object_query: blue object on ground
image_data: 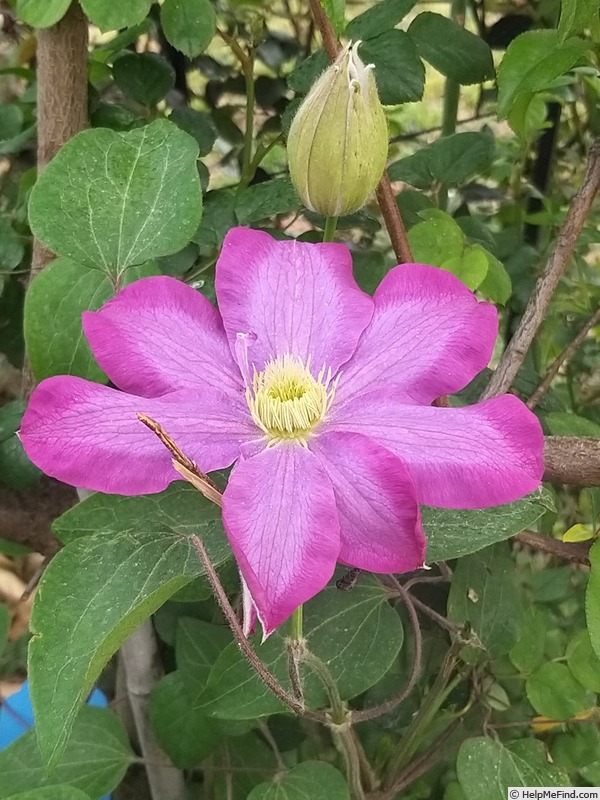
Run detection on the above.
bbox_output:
[0,679,111,799]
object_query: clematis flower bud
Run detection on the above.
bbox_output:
[287,42,389,218]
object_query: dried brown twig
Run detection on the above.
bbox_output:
[137,414,325,722]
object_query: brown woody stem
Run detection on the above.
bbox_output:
[22,0,88,398]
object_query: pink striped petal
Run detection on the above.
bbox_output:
[222,444,340,634]
[335,264,498,407]
[215,227,373,374]
[328,393,544,508]
[309,432,426,572]
[83,276,242,398]
[20,376,257,495]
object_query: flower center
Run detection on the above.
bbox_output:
[246,355,338,445]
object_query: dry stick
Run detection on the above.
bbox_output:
[190,532,323,720]
[137,414,325,723]
[527,305,600,409]
[306,0,413,264]
[119,621,187,800]
[481,137,600,400]
[22,0,89,398]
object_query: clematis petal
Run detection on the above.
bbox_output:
[328,392,544,508]
[222,443,340,634]
[335,263,498,407]
[83,276,242,398]
[215,227,373,374]
[20,376,258,495]
[309,431,426,572]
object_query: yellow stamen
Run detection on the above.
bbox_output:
[246,354,338,445]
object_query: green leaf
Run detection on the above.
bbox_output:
[507,91,549,141]
[478,251,512,305]
[288,50,329,95]
[176,618,232,697]
[7,790,91,800]
[526,662,591,718]
[0,215,24,271]
[16,0,71,27]
[558,0,599,41]
[29,120,202,277]
[79,0,153,31]
[352,250,387,295]
[319,0,345,36]
[161,0,217,58]
[393,194,432,238]
[0,707,132,799]
[170,108,218,157]
[440,244,489,291]
[235,177,299,225]
[212,734,279,798]
[447,543,523,659]
[24,259,159,382]
[408,210,464,264]
[198,580,404,719]
[53,482,227,544]
[359,31,425,105]
[587,540,600,664]
[149,671,224,767]
[247,762,350,800]
[457,738,571,798]
[388,132,495,188]
[509,606,547,674]
[408,13,494,85]
[567,630,600,693]
[113,53,175,107]
[0,400,41,489]
[497,31,589,118]
[552,725,600,773]
[29,515,230,767]
[424,487,553,561]
[346,0,417,40]
[193,188,237,251]
[544,411,600,437]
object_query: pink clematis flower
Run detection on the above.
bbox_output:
[20,227,544,634]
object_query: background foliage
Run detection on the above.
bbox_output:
[0,0,599,798]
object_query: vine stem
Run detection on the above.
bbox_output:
[323,216,338,242]
[382,643,463,788]
[289,605,303,641]
[190,533,319,719]
[137,414,325,722]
